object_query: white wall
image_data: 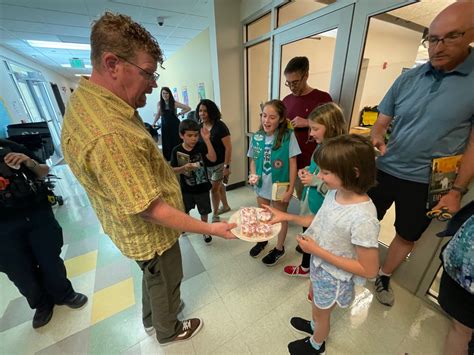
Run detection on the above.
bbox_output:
[138,29,214,123]
[210,0,246,185]
[0,45,76,136]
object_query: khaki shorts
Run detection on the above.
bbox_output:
[207,163,224,182]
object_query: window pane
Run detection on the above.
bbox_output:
[279,29,337,99]
[247,13,271,41]
[247,40,270,133]
[16,81,42,122]
[349,0,455,246]
[277,0,335,28]
[31,83,62,152]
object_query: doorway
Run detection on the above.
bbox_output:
[268,0,459,308]
[9,62,63,162]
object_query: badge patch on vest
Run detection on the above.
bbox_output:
[254,134,264,142]
[273,159,284,169]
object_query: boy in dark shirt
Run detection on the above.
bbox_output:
[170,119,216,244]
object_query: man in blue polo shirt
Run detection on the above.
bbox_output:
[369,1,474,307]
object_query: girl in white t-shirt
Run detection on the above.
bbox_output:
[266,134,380,354]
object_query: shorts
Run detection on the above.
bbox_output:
[438,270,474,328]
[207,163,224,182]
[311,267,354,309]
[367,169,431,242]
[182,191,212,216]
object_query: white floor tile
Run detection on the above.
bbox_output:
[1,172,452,355]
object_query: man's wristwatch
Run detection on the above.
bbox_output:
[223,164,230,169]
[451,185,468,195]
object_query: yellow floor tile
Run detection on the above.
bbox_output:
[64,250,98,278]
[91,278,135,324]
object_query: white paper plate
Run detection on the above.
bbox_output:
[229,208,281,242]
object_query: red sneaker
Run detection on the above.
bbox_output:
[283,265,310,277]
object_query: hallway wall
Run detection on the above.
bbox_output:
[138,29,214,124]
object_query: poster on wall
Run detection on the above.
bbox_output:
[172,87,179,101]
[182,86,189,106]
[0,98,14,138]
[197,82,206,100]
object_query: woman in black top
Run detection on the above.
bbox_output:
[153,87,191,160]
[196,99,232,222]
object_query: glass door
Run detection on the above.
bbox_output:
[345,0,457,295]
[272,4,354,101]
[271,0,460,299]
[29,80,63,156]
[9,62,63,162]
[15,76,63,161]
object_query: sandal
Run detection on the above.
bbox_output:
[217,206,231,215]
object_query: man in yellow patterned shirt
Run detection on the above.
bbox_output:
[62,12,235,345]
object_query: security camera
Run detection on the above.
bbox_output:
[157,17,164,27]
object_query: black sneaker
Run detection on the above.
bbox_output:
[290,317,313,335]
[295,244,303,254]
[58,292,88,309]
[288,337,325,355]
[32,305,54,329]
[249,241,268,257]
[374,275,394,306]
[203,234,213,244]
[262,247,285,266]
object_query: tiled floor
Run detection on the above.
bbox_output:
[0,165,451,354]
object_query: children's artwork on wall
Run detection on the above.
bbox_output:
[172,87,179,101]
[182,86,189,106]
[0,98,14,138]
[197,82,206,100]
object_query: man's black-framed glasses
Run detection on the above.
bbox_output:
[116,55,159,81]
[284,75,305,88]
[421,30,468,48]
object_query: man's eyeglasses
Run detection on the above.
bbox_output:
[116,55,159,82]
[421,30,469,48]
[284,75,305,88]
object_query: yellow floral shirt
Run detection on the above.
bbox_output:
[62,77,183,260]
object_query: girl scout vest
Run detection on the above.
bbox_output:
[301,159,327,214]
[252,130,291,188]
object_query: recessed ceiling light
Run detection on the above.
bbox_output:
[27,40,90,50]
[62,64,92,68]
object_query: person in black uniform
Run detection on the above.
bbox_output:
[0,138,88,329]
